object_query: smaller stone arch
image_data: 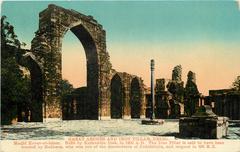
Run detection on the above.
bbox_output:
[130,77,144,118]
[20,52,44,122]
[110,73,124,118]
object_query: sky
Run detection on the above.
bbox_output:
[1,1,240,95]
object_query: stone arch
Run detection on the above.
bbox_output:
[63,24,99,119]
[130,77,142,118]
[20,53,44,122]
[31,4,112,120]
[110,74,124,118]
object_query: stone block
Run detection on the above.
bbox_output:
[179,105,229,139]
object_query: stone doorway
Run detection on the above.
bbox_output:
[130,78,141,118]
[110,74,124,119]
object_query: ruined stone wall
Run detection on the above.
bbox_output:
[184,71,200,116]
[28,4,149,120]
[210,90,240,120]
[172,65,182,82]
[166,65,184,118]
[150,79,171,118]
[110,71,145,119]
[152,66,201,118]
[155,93,171,119]
[155,79,166,93]
[61,69,146,120]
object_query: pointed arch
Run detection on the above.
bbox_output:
[31,4,112,120]
[130,77,141,118]
[24,54,43,122]
[110,74,124,118]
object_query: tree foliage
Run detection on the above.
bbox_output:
[1,16,30,125]
[59,79,74,97]
[1,15,26,48]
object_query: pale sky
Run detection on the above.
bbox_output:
[2,1,240,95]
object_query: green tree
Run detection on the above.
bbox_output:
[59,79,74,97]
[1,16,30,125]
[58,79,74,120]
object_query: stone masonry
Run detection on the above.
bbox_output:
[30,4,145,120]
[31,4,112,119]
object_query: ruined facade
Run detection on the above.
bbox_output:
[209,89,240,120]
[62,71,145,120]
[167,65,185,118]
[29,4,145,121]
[172,65,182,82]
[154,79,172,118]
[145,65,185,119]
[110,72,145,119]
[145,66,204,119]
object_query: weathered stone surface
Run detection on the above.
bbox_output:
[179,116,228,139]
[155,91,171,119]
[110,72,145,119]
[31,4,112,120]
[187,71,196,83]
[167,80,184,97]
[179,105,229,139]
[192,105,217,118]
[15,4,168,121]
[155,79,166,93]
[184,71,199,116]
[172,65,182,82]
[166,65,185,118]
[18,51,43,122]
[185,71,198,95]
[209,89,240,120]
[110,74,124,118]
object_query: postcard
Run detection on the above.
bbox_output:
[1,1,240,152]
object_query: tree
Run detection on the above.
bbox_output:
[58,79,74,97]
[232,76,240,91]
[1,16,26,48]
[58,79,74,120]
[1,16,30,125]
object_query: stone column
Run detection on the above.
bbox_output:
[150,59,155,120]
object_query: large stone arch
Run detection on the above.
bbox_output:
[110,73,124,118]
[31,4,112,120]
